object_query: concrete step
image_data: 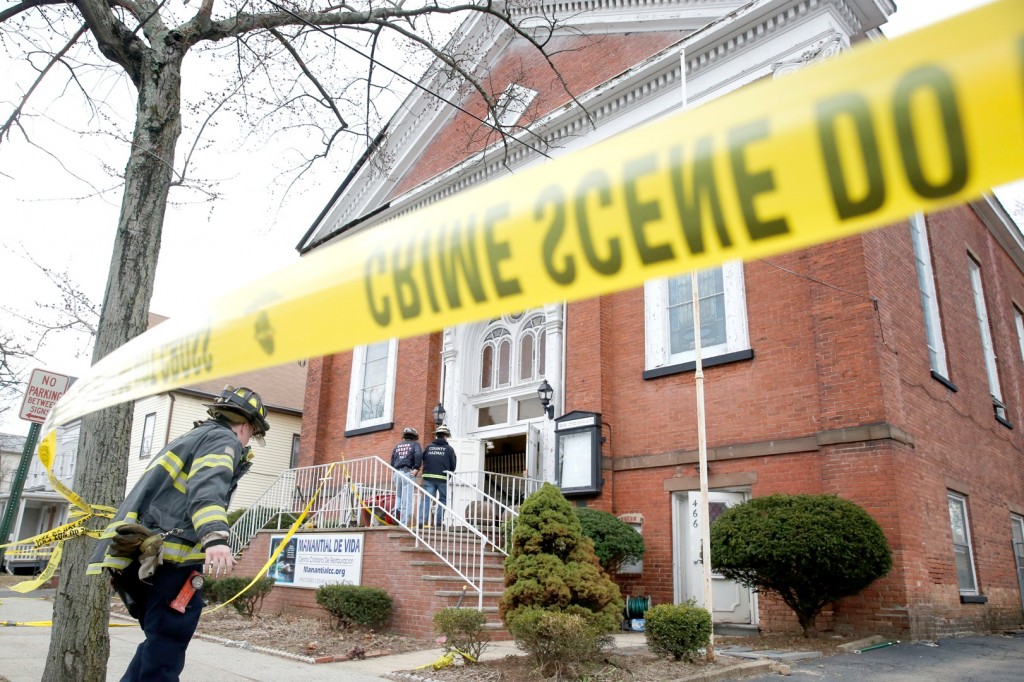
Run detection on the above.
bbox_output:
[397,545,505,560]
[435,589,505,599]
[419,569,503,581]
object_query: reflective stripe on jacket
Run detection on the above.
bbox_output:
[87,419,249,574]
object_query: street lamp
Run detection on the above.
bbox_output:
[432,402,447,426]
[537,379,554,419]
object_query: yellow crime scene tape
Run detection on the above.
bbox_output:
[8,0,1024,573]
[203,464,336,615]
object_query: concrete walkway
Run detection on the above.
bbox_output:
[0,592,650,681]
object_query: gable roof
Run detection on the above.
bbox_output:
[297,0,893,255]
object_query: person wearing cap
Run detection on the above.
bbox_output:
[88,385,270,682]
[418,425,457,527]
[390,427,423,525]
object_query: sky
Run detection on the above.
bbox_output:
[0,0,1009,436]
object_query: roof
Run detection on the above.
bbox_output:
[181,362,307,413]
[0,432,27,453]
[146,312,307,413]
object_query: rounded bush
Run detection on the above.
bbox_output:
[203,576,274,616]
[644,602,712,661]
[710,494,892,637]
[433,607,490,663]
[507,607,613,677]
[574,507,645,574]
[315,584,392,629]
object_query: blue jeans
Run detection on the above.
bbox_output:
[393,470,415,524]
[419,476,447,526]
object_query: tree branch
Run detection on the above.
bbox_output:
[269,26,348,130]
[0,24,88,145]
[0,0,66,24]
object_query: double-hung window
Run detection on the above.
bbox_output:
[644,261,750,376]
[947,491,979,597]
[346,339,397,434]
[910,214,950,381]
[967,256,1007,423]
[139,412,156,458]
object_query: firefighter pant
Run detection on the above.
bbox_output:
[113,561,204,682]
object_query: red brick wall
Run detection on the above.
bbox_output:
[300,332,444,467]
[234,528,506,639]
[299,203,1024,639]
[390,30,685,198]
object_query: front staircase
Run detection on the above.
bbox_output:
[228,458,535,638]
[393,530,511,639]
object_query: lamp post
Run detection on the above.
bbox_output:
[537,379,555,419]
[432,402,447,426]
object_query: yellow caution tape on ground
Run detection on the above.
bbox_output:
[21,2,1024,501]
[0,614,136,626]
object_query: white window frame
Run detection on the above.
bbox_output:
[1014,307,1024,371]
[139,412,156,458]
[644,261,749,371]
[346,338,398,431]
[493,83,537,128]
[967,256,1006,420]
[947,491,979,596]
[910,214,949,378]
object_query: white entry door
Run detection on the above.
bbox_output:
[674,491,752,624]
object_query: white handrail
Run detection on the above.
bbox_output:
[229,457,494,609]
[447,470,543,555]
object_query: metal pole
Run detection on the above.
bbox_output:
[692,272,715,661]
[679,48,714,661]
[0,422,42,572]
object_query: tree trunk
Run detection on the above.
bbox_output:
[42,45,184,682]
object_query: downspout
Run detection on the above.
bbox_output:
[164,393,176,447]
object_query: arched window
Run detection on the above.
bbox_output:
[479,314,546,392]
[481,328,512,390]
[518,316,545,382]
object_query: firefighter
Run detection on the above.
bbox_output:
[419,424,456,527]
[88,386,270,682]
[390,427,423,525]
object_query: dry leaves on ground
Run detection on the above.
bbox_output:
[111,601,436,659]
[400,634,851,682]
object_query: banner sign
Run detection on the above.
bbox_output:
[268,532,365,589]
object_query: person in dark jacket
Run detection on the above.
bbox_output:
[418,424,456,527]
[390,427,423,524]
[88,386,270,682]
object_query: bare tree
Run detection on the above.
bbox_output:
[0,2,580,679]
[0,329,30,424]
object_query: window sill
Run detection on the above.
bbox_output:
[959,594,988,604]
[344,422,393,438]
[930,371,958,392]
[995,414,1013,430]
[643,349,754,380]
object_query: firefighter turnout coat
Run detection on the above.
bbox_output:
[87,418,252,574]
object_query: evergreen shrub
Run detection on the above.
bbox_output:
[315,584,392,629]
[500,483,624,634]
[203,576,274,616]
[644,601,712,661]
[574,507,645,574]
[710,493,892,637]
[506,607,613,678]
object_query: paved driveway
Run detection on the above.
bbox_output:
[740,634,1024,682]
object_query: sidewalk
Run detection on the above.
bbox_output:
[0,593,424,681]
[4,592,638,681]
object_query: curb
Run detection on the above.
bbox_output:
[678,659,776,681]
[383,658,777,682]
